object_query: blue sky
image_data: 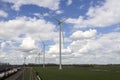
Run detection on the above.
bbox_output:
[0,0,120,64]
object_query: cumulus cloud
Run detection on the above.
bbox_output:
[2,0,60,11]
[66,0,120,28]
[70,29,97,40]
[33,13,43,18]
[1,42,6,49]
[0,16,58,64]
[20,37,36,51]
[85,0,120,27]
[66,0,72,6]
[0,10,8,18]
[47,43,71,55]
[1,30,120,64]
[55,10,63,14]
[0,40,13,51]
[68,32,120,64]
[46,31,120,64]
[0,51,26,64]
[0,16,58,41]
[43,13,49,17]
[48,44,59,54]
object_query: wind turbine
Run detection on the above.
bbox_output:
[49,13,68,69]
[35,56,37,64]
[35,54,38,64]
[42,41,46,68]
[38,37,47,68]
[38,51,41,65]
[24,57,26,66]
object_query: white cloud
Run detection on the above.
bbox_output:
[85,0,120,27]
[48,44,59,54]
[46,31,120,64]
[66,0,72,6]
[33,13,43,18]
[47,43,71,55]
[1,30,120,64]
[55,10,63,14]
[0,51,26,64]
[0,10,8,18]
[62,47,71,55]
[0,41,13,50]
[66,0,120,28]
[43,13,49,17]
[0,16,58,41]
[70,29,97,40]
[0,16,59,64]
[68,32,120,64]
[78,5,84,9]
[3,0,60,11]
[20,37,36,51]
[1,42,6,49]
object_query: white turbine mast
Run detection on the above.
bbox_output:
[24,57,26,65]
[35,56,37,64]
[38,51,41,65]
[39,37,46,68]
[42,41,46,68]
[49,13,68,69]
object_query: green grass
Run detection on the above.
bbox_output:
[33,66,120,80]
[24,68,30,80]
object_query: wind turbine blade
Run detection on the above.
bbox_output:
[61,18,68,23]
[55,25,59,32]
[48,13,60,22]
[39,36,46,50]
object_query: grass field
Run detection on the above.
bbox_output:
[33,66,120,80]
[24,68,30,80]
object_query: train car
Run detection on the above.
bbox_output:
[0,66,21,79]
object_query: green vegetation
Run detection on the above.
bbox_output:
[33,66,120,80]
[24,68,30,80]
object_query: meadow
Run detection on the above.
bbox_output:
[33,65,120,80]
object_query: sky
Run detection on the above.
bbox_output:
[0,0,120,65]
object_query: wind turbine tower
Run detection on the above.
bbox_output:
[38,52,41,65]
[41,41,46,68]
[24,57,26,66]
[49,14,67,69]
[39,37,46,68]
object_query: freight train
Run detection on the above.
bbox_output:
[0,66,21,79]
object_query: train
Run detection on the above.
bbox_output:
[0,66,21,79]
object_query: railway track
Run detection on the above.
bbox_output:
[5,68,25,80]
